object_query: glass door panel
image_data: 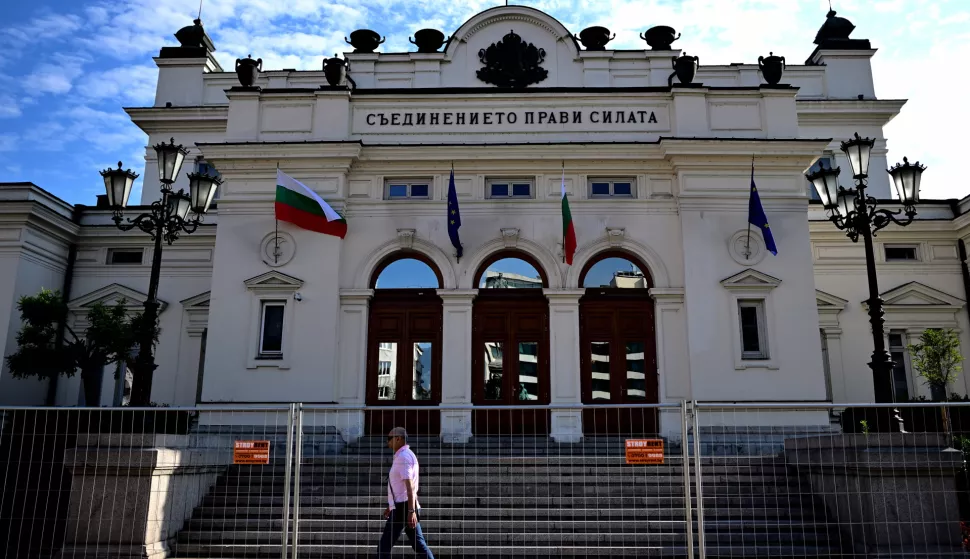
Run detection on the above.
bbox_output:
[484,342,504,401]
[590,341,611,401]
[412,342,433,401]
[377,342,398,400]
[517,342,539,401]
[625,341,647,400]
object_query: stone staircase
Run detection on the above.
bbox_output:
[172,436,845,558]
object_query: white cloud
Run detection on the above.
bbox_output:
[24,54,89,95]
[0,95,21,118]
[75,65,159,105]
[0,133,17,152]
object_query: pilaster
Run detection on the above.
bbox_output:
[649,288,690,401]
[438,289,477,443]
[336,289,372,404]
[544,289,584,443]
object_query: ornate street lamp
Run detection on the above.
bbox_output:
[100,138,223,406]
[806,133,926,403]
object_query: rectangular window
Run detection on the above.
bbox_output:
[107,249,144,265]
[486,179,534,199]
[258,302,285,357]
[888,331,911,402]
[588,178,636,198]
[378,342,398,400]
[384,179,431,200]
[738,300,768,360]
[378,361,392,376]
[806,156,832,201]
[885,245,919,261]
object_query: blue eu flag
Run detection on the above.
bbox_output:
[447,169,463,259]
[748,166,778,255]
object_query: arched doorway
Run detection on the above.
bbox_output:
[579,251,659,435]
[471,251,550,434]
[366,252,442,435]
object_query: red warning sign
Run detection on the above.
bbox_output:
[625,439,664,464]
[233,440,271,465]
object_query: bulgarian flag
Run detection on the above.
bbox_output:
[561,167,576,265]
[275,169,347,238]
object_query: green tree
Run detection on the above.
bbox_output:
[908,328,964,401]
[4,289,146,406]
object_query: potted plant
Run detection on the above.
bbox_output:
[909,328,964,434]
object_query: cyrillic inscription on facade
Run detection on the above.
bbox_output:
[353,106,670,134]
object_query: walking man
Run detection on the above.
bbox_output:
[377,427,434,558]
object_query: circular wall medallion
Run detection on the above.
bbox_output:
[728,229,767,266]
[261,231,296,267]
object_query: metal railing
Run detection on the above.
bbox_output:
[1,401,967,558]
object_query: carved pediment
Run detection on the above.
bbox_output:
[816,289,848,308]
[720,269,781,291]
[477,29,548,88]
[180,291,210,308]
[244,270,304,293]
[68,283,167,313]
[874,282,965,309]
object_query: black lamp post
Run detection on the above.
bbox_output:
[805,133,926,403]
[100,138,222,406]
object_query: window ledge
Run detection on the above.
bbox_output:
[735,360,780,371]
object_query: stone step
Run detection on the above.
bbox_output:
[174,543,692,557]
[230,463,787,475]
[175,529,835,546]
[212,474,791,488]
[206,484,804,498]
[197,494,816,509]
[183,518,829,533]
[174,543,844,558]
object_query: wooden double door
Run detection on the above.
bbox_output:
[365,290,442,435]
[471,292,550,434]
[579,292,659,435]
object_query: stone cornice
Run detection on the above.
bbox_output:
[797,100,906,127]
[196,142,362,172]
[125,106,229,134]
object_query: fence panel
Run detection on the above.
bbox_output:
[692,402,969,559]
[298,403,690,558]
[0,405,292,559]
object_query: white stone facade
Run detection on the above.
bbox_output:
[1,7,968,439]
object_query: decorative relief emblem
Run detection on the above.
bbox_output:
[261,231,296,267]
[477,30,548,88]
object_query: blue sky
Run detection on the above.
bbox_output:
[1,0,967,205]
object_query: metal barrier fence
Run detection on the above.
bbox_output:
[1,402,968,558]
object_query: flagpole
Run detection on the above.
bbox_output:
[744,156,754,259]
[561,160,566,264]
[274,162,281,264]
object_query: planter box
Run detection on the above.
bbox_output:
[785,433,964,557]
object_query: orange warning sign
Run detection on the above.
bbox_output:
[625,439,664,464]
[233,440,271,465]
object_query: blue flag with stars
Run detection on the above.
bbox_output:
[748,165,778,255]
[447,168,463,259]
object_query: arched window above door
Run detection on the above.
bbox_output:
[579,251,652,289]
[474,251,548,289]
[370,252,443,289]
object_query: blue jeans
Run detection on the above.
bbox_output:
[377,502,434,558]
